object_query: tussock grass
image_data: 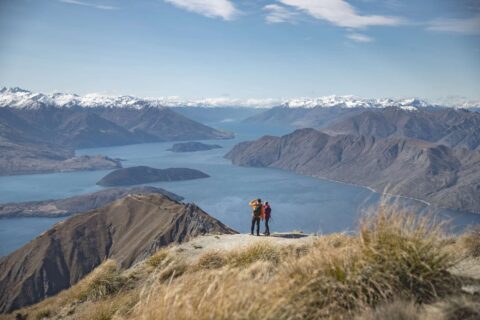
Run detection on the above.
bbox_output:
[74,260,128,302]
[195,251,227,270]
[436,296,480,320]
[133,205,460,320]
[459,225,480,258]
[34,309,51,320]
[356,300,421,320]
[157,260,189,282]
[227,241,281,268]
[4,204,473,320]
[358,204,459,303]
[146,248,170,268]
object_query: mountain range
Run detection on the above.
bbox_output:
[0,193,236,313]
[1,104,232,149]
[325,107,480,150]
[2,87,479,110]
[0,88,233,175]
[225,128,480,213]
[248,105,480,151]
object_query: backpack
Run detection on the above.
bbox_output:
[253,205,262,217]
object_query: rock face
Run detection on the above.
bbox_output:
[0,186,183,218]
[225,128,480,213]
[167,142,222,152]
[0,194,236,313]
[97,166,210,186]
[0,140,121,176]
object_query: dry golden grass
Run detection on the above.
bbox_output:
[131,205,461,320]
[195,250,227,270]
[227,240,281,268]
[74,260,129,302]
[459,225,480,258]
[146,248,170,268]
[356,300,421,320]
[3,204,475,320]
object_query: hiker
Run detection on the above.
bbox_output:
[263,202,271,236]
[249,198,263,236]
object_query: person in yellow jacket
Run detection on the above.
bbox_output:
[249,198,264,236]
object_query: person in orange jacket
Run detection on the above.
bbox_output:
[248,198,263,236]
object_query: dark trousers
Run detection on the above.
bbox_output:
[264,217,270,235]
[251,216,260,235]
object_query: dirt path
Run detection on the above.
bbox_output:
[173,233,316,263]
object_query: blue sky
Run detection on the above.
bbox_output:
[0,0,479,99]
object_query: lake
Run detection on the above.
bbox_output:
[1,121,479,257]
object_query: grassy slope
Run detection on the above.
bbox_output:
[3,205,480,320]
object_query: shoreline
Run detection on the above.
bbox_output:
[306,173,478,215]
[312,175,432,207]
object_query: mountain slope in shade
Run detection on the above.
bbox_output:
[245,106,364,128]
[0,140,121,176]
[5,106,232,149]
[325,107,480,150]
[0,186,183,218]
[0,194,236,313]
[225,128,480,213]
[95,107,233,141]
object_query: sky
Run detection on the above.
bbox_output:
[0,0,479,100]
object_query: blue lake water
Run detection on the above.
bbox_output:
[1,122,479,256]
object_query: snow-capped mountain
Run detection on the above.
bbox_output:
[280,96,431,110]
[0,87,277,109]
[1,87,476,110]
[432,96,480,110]
[0,87,166,109]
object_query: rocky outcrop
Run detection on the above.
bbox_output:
[167,142,222,152]
[0,186,182,218]
[225,128,480,213]
[97,166,210,186]
[0,194,236,313]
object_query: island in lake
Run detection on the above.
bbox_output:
[167,142,222,152]
[97,166,210,186]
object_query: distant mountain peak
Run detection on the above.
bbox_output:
[1,87,478,110]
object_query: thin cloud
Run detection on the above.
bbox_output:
[264,4,299,24]
[58,0,118,10]
[427,14,480,35]
[164,0,238,21]
[278,0,403,29]
[347,33,374,43]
